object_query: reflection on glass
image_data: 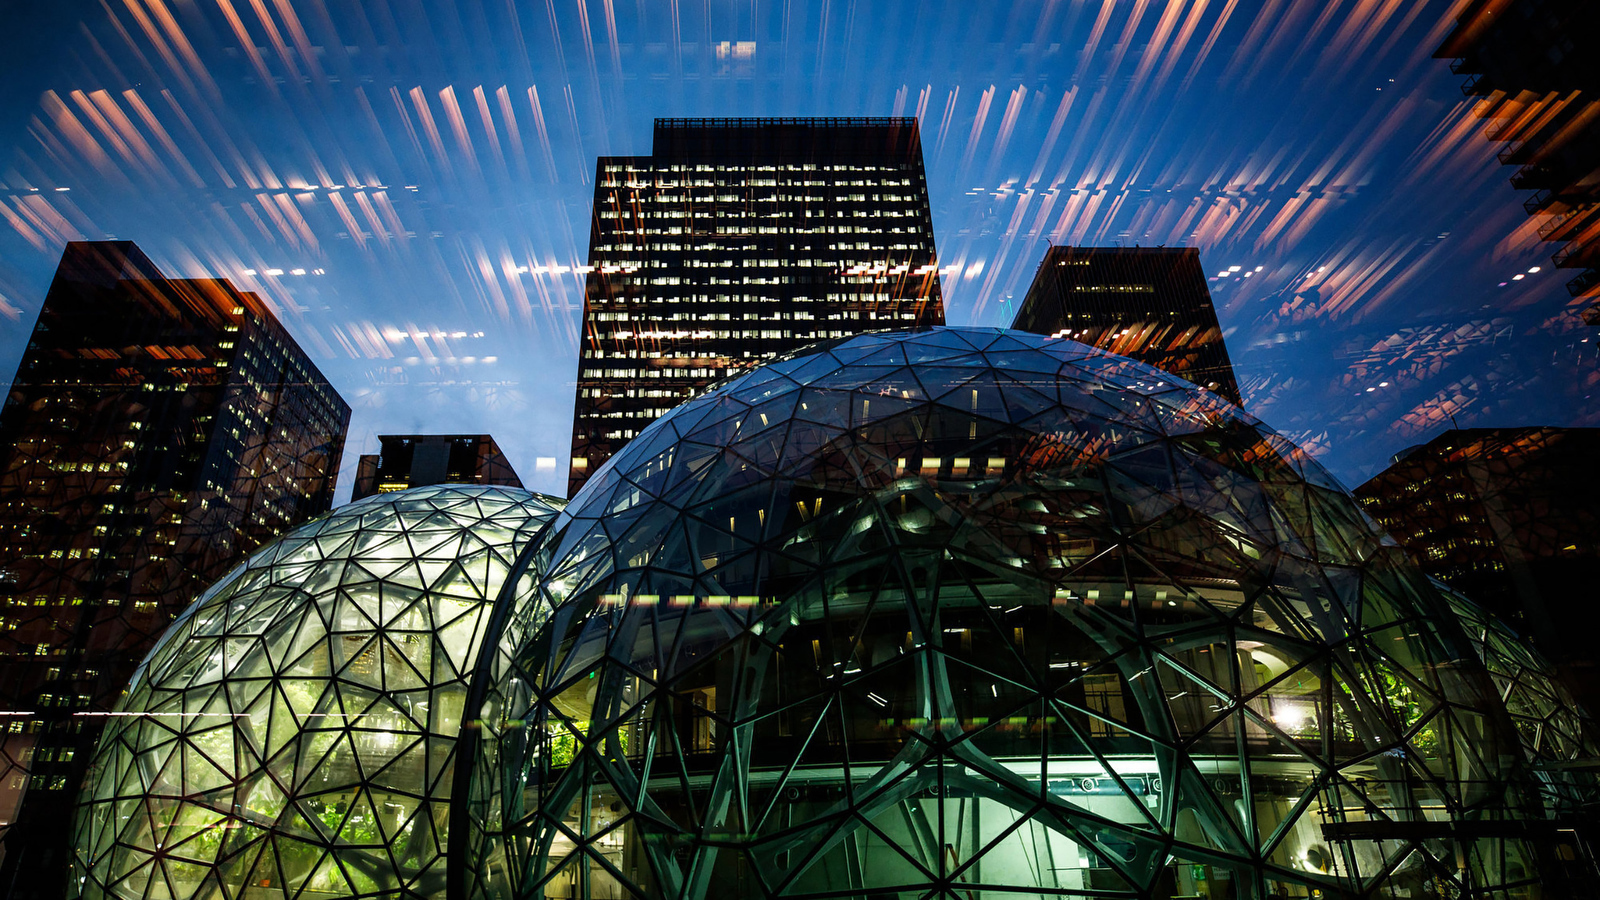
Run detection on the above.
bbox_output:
[69,486,562,900]
[463,328,1590,900]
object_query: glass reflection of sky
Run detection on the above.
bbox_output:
[0,1,1590,502]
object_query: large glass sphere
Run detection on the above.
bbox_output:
[70,485,562,900]
[459,328,1568,899]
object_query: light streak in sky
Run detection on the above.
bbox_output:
[0,0,1591,497]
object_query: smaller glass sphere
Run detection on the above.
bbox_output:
[70,485,562,900]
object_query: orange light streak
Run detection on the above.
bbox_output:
[245,0,304,85]
[237,201,275,243]
[158,89,238,188]
[38,90,118,178]
[469,244,512,324]
[0,202,46,252]
[961,86,995,171]
[991,85,1028,165]
[1129,0,1187,93]
[500,253,535,322]
[116,0,202,102]
[1241,0,1326,88]
[254,192,299,247]
[1153,0,1209,90]
[1068,191,1108,245]
[1075,0,1117,86]
[214,0,275,89]
[352,192,390,247]
[439,86,480,177]
[85,91,166,182]
[527,87,559,183]
[121,90,204,187]
[573,0,601,88]
[327,192,367,249]
[409,87,453,177]
[1337,0,1409,83]
[16,196,84,245]
[473,87,507,177]
[143,0,222,100]
[370,192,407,245]
[1179,0,1238,91]
[934,87,959,158]
[268,0,324,84]
[1047,190,1090,244]
[496,86,530,181]
[1103,0,1154,77]
[601,0,623,82]
[329,324,361,358]
[67,90,142,179]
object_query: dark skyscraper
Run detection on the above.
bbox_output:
[351,434,523,501]
[568,117,946,495]
[1354,427,1600,708]
[0,242,350,896]
[1009,246,1242,405]
[1435,0,1600,318]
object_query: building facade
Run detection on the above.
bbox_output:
[351,434,522,501]
[1009,246,1243,405]
[1435,0,1600,318]
[0,242,349,896]
[1354,426,1600,709]
[568,117,946,495]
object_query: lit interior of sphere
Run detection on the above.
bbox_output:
[70,485,562,900]
[460,328,1559,900]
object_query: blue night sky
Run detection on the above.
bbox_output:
[0,0,1591,503]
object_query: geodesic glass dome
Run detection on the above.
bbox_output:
[69,485,562,900]
[1441,584,1600,825]
[66,330,1598,900]
[456,328,1592,900]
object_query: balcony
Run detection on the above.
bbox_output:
[1567,268,1600,299]
[1552,239,1600,269]
[1510,164,1560,191]
[1539,207,1590,241]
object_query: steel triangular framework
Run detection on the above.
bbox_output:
[68,330,1600,900]
[458,328,1597,900]
[69,485,562,899]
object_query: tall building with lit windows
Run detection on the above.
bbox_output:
[0,242,349,896]
[1009,246,1243,405]
[568,117,945,495]
[1355,426,1600,709]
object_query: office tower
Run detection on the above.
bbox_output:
[568,117,946,495]
[1435,0,1600,318]
[1009,246,1243,405]
[351,434,523,501]
[0,242,350,895]
[1355,426,1600,707]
